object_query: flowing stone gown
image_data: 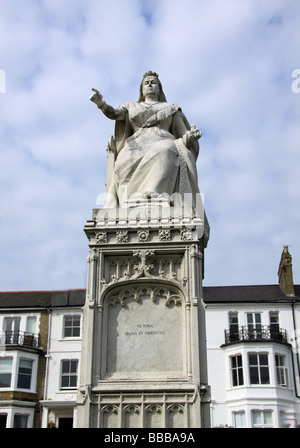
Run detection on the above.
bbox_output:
[104,101,200,209]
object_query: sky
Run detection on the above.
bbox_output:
[0,0,300,291]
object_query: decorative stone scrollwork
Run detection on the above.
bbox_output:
[95,231,107,244]
[116,230,128,243]
[167,404,185,427]
[106,285,182,308]
[101,404,119,427]
[180,227,194,241]
[124,405,141,428]
[137,229,149,242]
[132,249,155,278]
[124,405,141,415]
[158,229,171,241]
[145,404,163,427]
[102,251,187,289]
[102,404,119,416]
[145,404,163,415]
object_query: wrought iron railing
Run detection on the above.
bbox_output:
[0,331,40,349]
[224,325,288,345]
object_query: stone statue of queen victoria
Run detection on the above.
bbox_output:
[90,71,202,210]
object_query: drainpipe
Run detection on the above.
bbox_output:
[291,301,300,398]
[42,308,52,427]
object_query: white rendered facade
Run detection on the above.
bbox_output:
[41,307,82,428]
[205,298,300,428]
[0,310,43,428]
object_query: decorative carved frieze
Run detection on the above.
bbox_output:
[106,285,182,308]
[95,231,107,244]
[158,229,171,241]
[137,229,150,242]
[116,230,128,243]
[101,250,186,290]
[90,224,204,245]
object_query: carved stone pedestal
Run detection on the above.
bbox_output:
[76,205,210,428]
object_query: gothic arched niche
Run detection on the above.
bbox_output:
[101,281,185,379]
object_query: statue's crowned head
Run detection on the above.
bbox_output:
[138,71,167,102]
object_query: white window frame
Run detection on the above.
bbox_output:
[248,352,270,385]
[13,413,29,428]
[246,312,262,331]
[269,311,280,333]
[63,315,81,338]
[251,410,273,428]
[229,312,239,333]
[230,354,244,387]
[0,357,13,389]
[232,410,246,428]
[275,354,289,387]
[26,316,37,335]
[60,359,78,390]
[3,316,21,333]
[17,358,33,390]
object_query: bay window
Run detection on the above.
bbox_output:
[0,358,12,388]
[249,353,270,384]
[230,355,244,387]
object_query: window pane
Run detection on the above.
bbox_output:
[260,367,270,384]
[4,317,21,335]
[19,359,32,371]
[232,370,238,387]
[65,316,73,326]
[264,411,273,425]
[0,358,12,388]
[26,316,36,334]
[69,375,77,387]
[17,360,32,389]
[62,361,70,374]
[249,354,257,365]
[0,414,7,428]
[238,369,244,385]
[229,313,238,333]
[70,361,77,373]
[64,316,80,338]
[73,316,80,326]
[259,354,268,366]
[13,415,28,428]
[0,358,12,372]
[64,328,72,337]
[61,376,69,388]
[234,412,245,428]
[72,327,80,337]
[229,313,238,324]
[250,367,259,384]
[252,411,262,425]
[0,374,12,388]
[4,318,13,332]
[247,314,253,325]
[61,360,78,389]
[270,312,279,323]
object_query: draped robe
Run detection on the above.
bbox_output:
[104,101,200,209]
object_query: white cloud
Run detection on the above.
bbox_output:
[0,0,299,290]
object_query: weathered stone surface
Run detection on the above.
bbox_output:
[104,286,183,377]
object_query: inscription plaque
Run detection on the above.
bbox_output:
[103,286,183,378]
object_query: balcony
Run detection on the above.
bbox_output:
[223,325,288,346]
[0,331,41,350]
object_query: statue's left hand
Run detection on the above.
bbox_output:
[184,125,202,146]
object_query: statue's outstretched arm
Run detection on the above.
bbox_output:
[90,88,125,120]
